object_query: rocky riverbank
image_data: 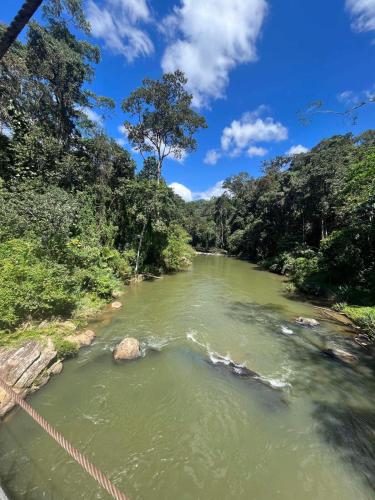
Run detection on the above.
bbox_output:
[0,294,129,418]
[0,329,97,417]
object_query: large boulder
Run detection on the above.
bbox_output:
[296,317,320,328]
[113,338,141,361]
[111,301,123,309]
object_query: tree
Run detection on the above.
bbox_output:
[122,70,207,183]
[0,0,43,61]
[138,157,159,181]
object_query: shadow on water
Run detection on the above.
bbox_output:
[312,400,375,493]
[226,300,329,350]
[226,300,287,327]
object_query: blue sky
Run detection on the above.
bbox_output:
[2,0,375,200]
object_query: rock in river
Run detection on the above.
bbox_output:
[65,329,96,347]
[111,301,123,309]
[114,337,141,360]
[322,347,358,365]
[296,317,320,328]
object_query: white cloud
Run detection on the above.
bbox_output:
[346,0,375,33]
[161,0,268,107]
[82,107,103,124]
[118,124,128,136]
[337,85,375,105]
[169,180,225,201]
[286,144,309,156]
[221,107,288,156]
[196,180,225,200]
[169,182,193,201]
[337,90,356,104]
[204,149,221,165]
[247,146,268,157]
[76,105,103,125]
[116,138,126,146]
[87,0,154,62]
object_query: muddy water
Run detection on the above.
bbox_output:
[1,255,375,499]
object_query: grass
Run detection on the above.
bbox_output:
[333,304,375,337]
[0,291,110,355]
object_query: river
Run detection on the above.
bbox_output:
[1,255,375,499]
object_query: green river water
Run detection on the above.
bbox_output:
[1,255,375,499]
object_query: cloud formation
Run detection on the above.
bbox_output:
[286,144,309,156]
[221,107,288,156]
[346,0,375,33]
[204,149,221,165]
[247,146,268,157]
[337,85,375,106]
[169,180,225,201]
[87,0,154,62]
[161,0,268,107]
[169,182,193,201]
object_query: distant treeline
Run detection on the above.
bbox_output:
[184,131,375,315]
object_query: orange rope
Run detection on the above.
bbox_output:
[0,377,128,500]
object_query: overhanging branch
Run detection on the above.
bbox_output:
[0,0,44,61]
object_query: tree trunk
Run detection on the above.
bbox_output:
[0,0,43,61]
[321,218,327,240]
[156,159,162,185]
[135,221,147,274]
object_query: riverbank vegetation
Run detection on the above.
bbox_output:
[185,132,375,335]
[0,1,201,342]
[1,0,374,343]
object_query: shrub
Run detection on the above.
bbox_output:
[334,305,375,337]
[162,225,195,272]
[54,338,79,358]
[75,265,119,298]
[0,239,77,330]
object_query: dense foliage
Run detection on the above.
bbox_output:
[0,1,195,334]
[185,132,375,311]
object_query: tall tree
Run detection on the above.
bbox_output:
[122,70,207,183]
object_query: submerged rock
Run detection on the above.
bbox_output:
[296,317,320,328]
[65,329,95,347]
[355,334,372,348]
[114,337,141,360]
[322,346,358,365]
[207,353,284,391]
[111,301,123,309]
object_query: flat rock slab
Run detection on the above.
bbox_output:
[0,340,58,417]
